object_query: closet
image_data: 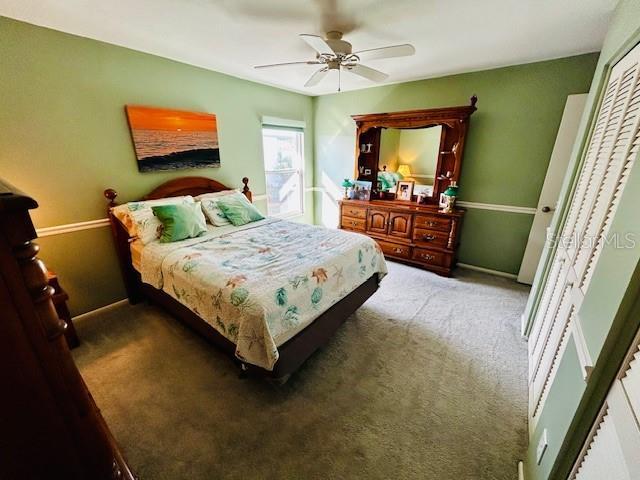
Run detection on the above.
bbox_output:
[528,40,640,426]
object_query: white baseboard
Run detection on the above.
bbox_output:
[72,299,129,322]
[457,262,518,280]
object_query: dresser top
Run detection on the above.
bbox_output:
[340,199,464,217]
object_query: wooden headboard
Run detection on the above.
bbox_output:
[104,176,252,207]
[102,176,252,303]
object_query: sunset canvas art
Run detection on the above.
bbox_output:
[125,106,220,172]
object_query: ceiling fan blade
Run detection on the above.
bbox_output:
[345,64,388,83]
[304,68,330,87]
[299,34,335,55]
[255,61,321,69]
[353,44,415,61]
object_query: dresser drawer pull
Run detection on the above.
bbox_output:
[422,234,436,241]
[393,247,404,254]
[426,221,438,227]
[349,210,361,216]
[350,221,359,227]
[420,253,435,261]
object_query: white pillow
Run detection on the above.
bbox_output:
[112,195,195,243]
[196,190,242,226]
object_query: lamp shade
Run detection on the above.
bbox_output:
[341,178,353,188]
[397,164,411,178]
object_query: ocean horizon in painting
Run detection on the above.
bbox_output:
[126,106,221,172]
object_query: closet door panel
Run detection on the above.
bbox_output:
[570,334,640,480]
[573,409,632,480]
[529,42,640,422]
[573,382,640,480]
[572,63,640,285]
[574,409,625,480]
[580,88,640,290]
[621,343,640,425]
[607,381,640,476]
[569,59,636,256]
[529,255,568,356]
[561,77,619,258]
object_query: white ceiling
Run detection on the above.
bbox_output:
[1,0,618,95]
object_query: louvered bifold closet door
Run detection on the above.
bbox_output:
[620,341,640,429]
[529,42,640,422]
[571,336,640,479]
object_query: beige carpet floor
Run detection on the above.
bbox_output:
[73,261,530,480]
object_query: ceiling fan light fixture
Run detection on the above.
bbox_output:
[254,31,415,91]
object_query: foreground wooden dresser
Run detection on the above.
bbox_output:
[339,199,464,276]
[0,179,135,479]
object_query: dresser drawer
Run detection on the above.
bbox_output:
[412,248,448,267]
[342,205,367,219]
[341,216,366,232]
[415,214,451,232]
[413,228,449,249]
[377,240,411,259]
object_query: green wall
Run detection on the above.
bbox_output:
[312,54,599,274]
[524,1,640,478]
[0,17,314,315]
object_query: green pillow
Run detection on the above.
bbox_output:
[216,194,265,226]
[152,202,207,243]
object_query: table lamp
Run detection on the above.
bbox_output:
[397,164,411,179]
[341,179,353,199]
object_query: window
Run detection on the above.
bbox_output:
[262,126,304,216]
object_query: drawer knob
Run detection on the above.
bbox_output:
[351,221,358,226]
[350,210,359,215]
[422,234,436,241]
[393,247,403,254]
[426,221,437,227]
[421,253,435,261]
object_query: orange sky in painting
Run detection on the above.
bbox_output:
[126,105,217,132]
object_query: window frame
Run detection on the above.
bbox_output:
[261,124,305,218]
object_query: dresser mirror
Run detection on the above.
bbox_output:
[352,95,477,205]
[378,125,442,198]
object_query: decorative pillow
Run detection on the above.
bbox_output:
[112,196,194,243]
[152,202,207,243]
[216,194,265,226]
[196,190,241,226]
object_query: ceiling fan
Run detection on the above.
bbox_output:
[254,31,415,91]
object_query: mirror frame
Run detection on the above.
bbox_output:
[352,95,477,204]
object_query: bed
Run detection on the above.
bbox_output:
[104,176,387,379]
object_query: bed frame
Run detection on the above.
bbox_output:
[103,176,380,380]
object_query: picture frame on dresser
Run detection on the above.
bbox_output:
[396,181,414,201]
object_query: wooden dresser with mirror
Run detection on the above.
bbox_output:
[339,96,477,276]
